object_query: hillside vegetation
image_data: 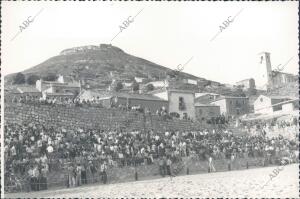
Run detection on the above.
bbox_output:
[5,44,202,86]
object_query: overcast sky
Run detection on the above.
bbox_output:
[2,1,299,85]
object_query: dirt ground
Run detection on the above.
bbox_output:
[5,164,299,198]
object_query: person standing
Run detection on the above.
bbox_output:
[208,155,216,172]
[72,164,77,187]
[28,165,34,191]
[40,164,48,190]
[166,157,172,176]
[100,162,107,184]
[76,164,82,186]
[25,167,32,192]
[81,164,87,185]
[230,152,235,169]
[158,158,165,177]
[163,156,167,176]
[32,165,40,191]
[67,163,75,188]
[89,161,97,183]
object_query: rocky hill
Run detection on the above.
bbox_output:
[5,44,205,87]
[6,44,297,98]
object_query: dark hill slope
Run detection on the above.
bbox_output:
[5,44,203,85]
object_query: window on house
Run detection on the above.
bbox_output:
[230,100,232,105]
[260,98,263,102]
[260,56,264,64]
[183,113,188,119]
[179,97,186,111]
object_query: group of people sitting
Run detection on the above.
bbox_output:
[202,115,228,125]
[4,120,298,192]
[240,117,298,130]
[8,95,105,108]
[239,117,299,140]
[8,95,195,122]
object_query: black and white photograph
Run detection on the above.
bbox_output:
[1,1,299,198]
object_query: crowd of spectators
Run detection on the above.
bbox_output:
[240,117,298,129]
[239,116,299,140]
[4,119,298,192]
[8,95,104,108]
[7,95,194,121]
[203,115,228,125]
[8,95,158,112]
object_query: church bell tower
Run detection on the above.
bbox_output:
[257,52,273,90]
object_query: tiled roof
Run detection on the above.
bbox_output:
[194,102,219,107]
[195,92,220,98]
[41,80,62,84]
[148,88,196,95]
[210,96,248,102]
[46,92,74,96]
[51,83,80,88]
[168,88,195,93]
[259,94,294,100]
[16,87,40,93]
[81,90,167,101]
[114,92,167,101]
[268,95,293,100]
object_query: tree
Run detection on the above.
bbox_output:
[235,88,246,97]
[204,80,212,87]
[166,71,176,79]
[42,73,57,81]
[26,74,40,85]
[146,84,154,92]
[13,72,25,84]
[115,82,123,91]
[132,82,139,91]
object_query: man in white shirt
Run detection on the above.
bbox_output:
[47,145,53,154]
[76,164,82,186]
[209,156,216,172]
[28,166,35,191]
[155,135,160,141]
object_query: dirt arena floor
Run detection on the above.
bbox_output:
[5,164,299,198]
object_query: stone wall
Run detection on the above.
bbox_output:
[60,45,100,55]
[40,157,266,191]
